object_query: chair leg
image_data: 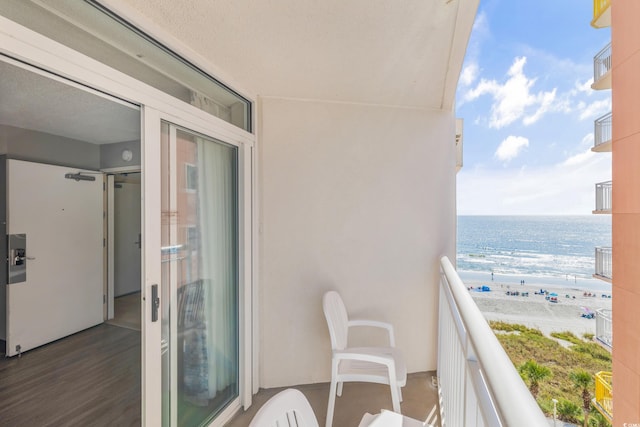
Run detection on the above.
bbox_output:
[398,386,403,402]
[389,383,401,413]
[337,381,343,397]
[326,379,338,427]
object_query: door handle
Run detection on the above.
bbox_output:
[151,284,160,322]
[9,248,31,266]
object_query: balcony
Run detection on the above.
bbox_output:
[228,257,550,426]
[456,118,464,172]
[438,256,547,426]
[591,0,611,28]
[594,246,612,282]
[593,371,613,422]
[592,111,612,152]
[592,42,612,90]
[593,181,612,214]
[595,308,612,350]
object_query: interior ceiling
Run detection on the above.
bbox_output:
[0,60,140,145]
[0,0,478,143]
[113,0,479,109]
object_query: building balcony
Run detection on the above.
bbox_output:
[593,371,613,422]
[592,111,612,152]
[438,257,547,426]
[593,180,612,214]
[592,0,611,28]
[594,246,612,282]
[592,42,612,90]
[595,308,612,351]
[229,257,550,426]
[456,118,463,172]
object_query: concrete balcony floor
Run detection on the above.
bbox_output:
[225,371,440,427]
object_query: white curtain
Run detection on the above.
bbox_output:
[196,137,238,400]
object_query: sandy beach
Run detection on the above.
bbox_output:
[466,279,612,338]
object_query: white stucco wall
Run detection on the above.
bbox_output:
[258,97,457,387]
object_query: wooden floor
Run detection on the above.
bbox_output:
[0,323,141,427]
[106,292,141,331]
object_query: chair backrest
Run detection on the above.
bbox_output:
[323,291,349,350]
[249,389,319,427]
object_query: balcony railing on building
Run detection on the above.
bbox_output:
[593,181,612,214]
[438,256,548,427]
[592,42,612,90]
[595,308,612,350]
[456,118,463,173]
[594,246,612,282]
[592,112,612,152]
[593,371,613,422]
[591,0,611,28]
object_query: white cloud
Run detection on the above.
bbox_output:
[575,78,594,95]
[460,62,479,87]
[472,10,489,34]
[463,57,558,129]
[458,149,612,215]
[563,149,595,167]
[495,135,529,162]
[459,55,611,128]
[578,98,612,121]
[523,88,557,125]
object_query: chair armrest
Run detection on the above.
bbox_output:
[348,319,396,346]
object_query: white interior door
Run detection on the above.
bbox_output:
[5,159,104,357]
[114,176,142,297]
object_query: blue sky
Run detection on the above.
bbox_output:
[456,0,612,215]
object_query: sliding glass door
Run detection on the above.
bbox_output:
[160,121,239,427]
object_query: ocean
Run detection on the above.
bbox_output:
[456,215,612,292]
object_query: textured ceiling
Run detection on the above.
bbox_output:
[0,60,140,145]
[113,0,478,109]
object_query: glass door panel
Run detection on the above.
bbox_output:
[161,121,239,427]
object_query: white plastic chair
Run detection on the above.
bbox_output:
[359,410,429,427]
[322,291,407,427]
[249,388,319,427]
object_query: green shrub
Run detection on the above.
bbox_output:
[489,322,612,419]
[557,399,581,423]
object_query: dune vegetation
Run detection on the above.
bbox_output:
[489,321,611,426]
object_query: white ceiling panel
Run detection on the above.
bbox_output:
[0,60,140,144]
[115,0,479,109]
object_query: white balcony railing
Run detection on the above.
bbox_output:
[593,112,612,152]
[438,256,547,427]
[594,246,612,281]
[592,42,612,90]
[595,308,612,350]
[594,181,612,213]
[456,118,463,172]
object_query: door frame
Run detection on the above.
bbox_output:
[0,15,256,427]
[105,168,142,321]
